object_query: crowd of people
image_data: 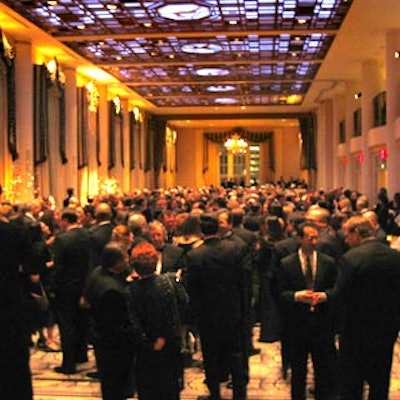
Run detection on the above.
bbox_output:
[1,181,400,400]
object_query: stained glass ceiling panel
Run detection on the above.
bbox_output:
[2,0,352,108]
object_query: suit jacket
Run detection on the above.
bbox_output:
[159,243,184,274]
[279,251,337,332]
[88,222,114,269]
[186,236,246,331]
[233,226,258,248]
[85,265,132,348]
[53,226,91,299]
[336,239,400,341]
[0,221,35,307]
[273,236,300,261]
[317,228,344,260]
[0,221,34,400]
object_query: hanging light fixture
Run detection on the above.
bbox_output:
[224,133,248,154]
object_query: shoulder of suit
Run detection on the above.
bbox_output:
[317,251,336,263]
[280,251,298,265]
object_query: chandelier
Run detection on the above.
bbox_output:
[224,134,248,154]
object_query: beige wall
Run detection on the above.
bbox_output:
[274,126,302,182]
[176,128,205,188]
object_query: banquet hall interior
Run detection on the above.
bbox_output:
[1,0,400,399]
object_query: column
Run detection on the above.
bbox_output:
[385,29,400,197]
[63,67,79,202]
[98,84,109,180]
[361,59,380,199]
[15,41,34,203]
[316,99,334,191]
[345,82,359,190]
[121,98,130,193]
[332,93,346,189]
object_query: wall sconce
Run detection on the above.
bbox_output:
[46,57,65,84]
[354,92,362,99]
[112,96,121,115]
[394,51,400,59]
[133,106,140,122]
[46,58,57,76]
[357,153,364,164]
[86,81,99,112]
[1,30,15,60]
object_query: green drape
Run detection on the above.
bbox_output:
[0,29,17,161]
[299,113,317,170]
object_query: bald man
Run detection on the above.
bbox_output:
[88,202,114,270]
[306,207,344,260]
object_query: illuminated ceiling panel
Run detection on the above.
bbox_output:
[3,0,352,108]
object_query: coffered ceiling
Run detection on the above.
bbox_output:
[1,0,400,128]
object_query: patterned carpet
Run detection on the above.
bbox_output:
[31,329,400,400]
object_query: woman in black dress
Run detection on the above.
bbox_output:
[129,242,188,400]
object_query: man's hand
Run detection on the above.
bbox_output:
[311,291,327,306]
[295,290,314,304]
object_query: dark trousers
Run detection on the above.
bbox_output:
[1,307,33,399]
[55,295,88,371]
[136,337,181,400]
[199,325,248,400]
[339,333,396,400]
[95,343,134,400]
[286,315,335,400]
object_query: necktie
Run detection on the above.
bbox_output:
[304,256,313,289]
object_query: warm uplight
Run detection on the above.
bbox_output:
[286,95,303,104]
[224,134,248,154]
[133,106,140,122]
[46,59,57,75]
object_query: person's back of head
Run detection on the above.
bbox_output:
[200,213,219,236]
[131,241,158,277]
[176,215,202,237]
[101,242,126,270]
[128,212,147,235]
[231,207,245,227]
[343,215,375,240]
[306,206,330,227]
[356,195,369,212]
[361,210,379,229]
[95,202,112,222]
[61,208,79,225]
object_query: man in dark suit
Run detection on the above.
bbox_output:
[88,202,114,271]
[85,242,134,400]
[187,213,248,400]
[0,211,35,399]
[272,211,305,379]
[218,208,255,359]
[127,212,150,250]
[148,220,184,274]
[336,215,400,400]
[53,208,91,374]
[279,222,338,400]
[306,206,344,260]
